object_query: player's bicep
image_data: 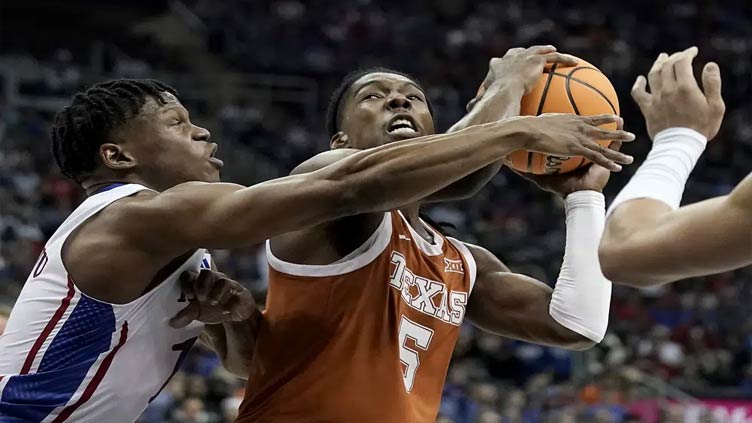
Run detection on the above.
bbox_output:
[464,243,551,334]
[467,270,552,333]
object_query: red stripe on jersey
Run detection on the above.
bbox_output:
[20,276,76,374]
[51,321,129,423]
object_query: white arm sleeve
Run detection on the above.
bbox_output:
[549,190,611,343]
[606,127,707,217]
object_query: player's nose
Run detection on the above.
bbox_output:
[387,94,412,110]
[193,124,211,142]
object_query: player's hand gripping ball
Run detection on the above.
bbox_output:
[476,56,620,175]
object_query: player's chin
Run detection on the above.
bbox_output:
[195,166,221,183]
[206,168,221,182]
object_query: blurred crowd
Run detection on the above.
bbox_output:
[2,0,752,422]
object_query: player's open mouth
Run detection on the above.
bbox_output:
[208,143,224,168]
[387,116,418,135]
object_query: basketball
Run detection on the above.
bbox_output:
[476,57,620,174]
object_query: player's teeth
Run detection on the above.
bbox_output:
[389,127,417,135]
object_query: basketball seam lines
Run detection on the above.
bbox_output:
[551,70,618,115]
[564,69,582,116]
[531,63,559,173]
[561,67,588,170]
[564,67,617,170]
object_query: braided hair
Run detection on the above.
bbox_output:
[50,79,178,183]
[325,67,435,137]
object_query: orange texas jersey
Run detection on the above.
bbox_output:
[238,210,477,423]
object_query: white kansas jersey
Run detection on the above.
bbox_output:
[0,184,208,423]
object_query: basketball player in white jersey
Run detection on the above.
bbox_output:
[0,76,632,422]
[599,47,750,286]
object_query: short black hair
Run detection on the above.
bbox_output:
[51,78,178,183]
[325,67,434,136]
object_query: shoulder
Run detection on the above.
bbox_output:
[459,242,511,274]
[290,149,361,175]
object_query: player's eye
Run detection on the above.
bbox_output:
[407,94,424,102]
[362,94,382,101]
[171,118,183,126]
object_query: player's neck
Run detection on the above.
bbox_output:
[81,175,157,196]
[400,206,435,244]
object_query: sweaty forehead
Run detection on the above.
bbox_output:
[350,72,423,94]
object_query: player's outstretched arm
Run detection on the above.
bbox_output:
[600,173,752,286]
[465,161,614,350]
[116,113,634,256]
[599,47,735,286]
[426,45,579,203]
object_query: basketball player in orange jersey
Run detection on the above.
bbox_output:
[599,47,749,286]
[234,46,629,423]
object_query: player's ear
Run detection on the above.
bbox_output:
[100,143,137,171]
[330,131,351,149]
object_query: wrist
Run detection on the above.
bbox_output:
[560,187,603,199]
[487,78,526,98]
[653,127,708,147]
[565,190,605,209]
[466,79,525,125]
[481,118,529,155]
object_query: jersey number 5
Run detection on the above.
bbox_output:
[398,316,434,392]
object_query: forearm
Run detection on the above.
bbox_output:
[336,120,529,210]
[427,81,526,203]
[448,80,525,132]
[549,191,611,344]
[200,311,261,379]
[600,179,752,285]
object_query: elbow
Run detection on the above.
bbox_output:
[565,337,598,351]
[598,241,649,288]
[597,240,621,281]
[555,326,599,351]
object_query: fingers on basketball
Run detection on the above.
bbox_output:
[509,59,622,174]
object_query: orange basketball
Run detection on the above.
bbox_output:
[476,57,620,174]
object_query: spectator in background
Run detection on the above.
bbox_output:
[169,397,219,423]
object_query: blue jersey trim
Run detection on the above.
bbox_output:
[0,297,116,422]
[93,183,126,195]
